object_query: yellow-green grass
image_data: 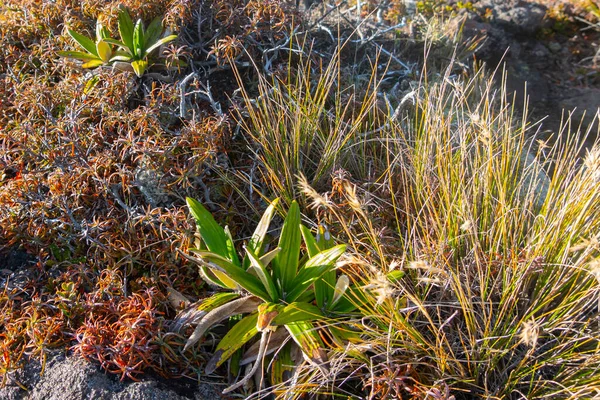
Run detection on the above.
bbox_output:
[237,48,600,398]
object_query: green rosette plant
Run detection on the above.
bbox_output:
[59,7,177,77]
[103,7,178,77]
[173,198,355,393]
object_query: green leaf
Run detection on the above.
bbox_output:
[244,198,280,269]
[273,200,301,295]
[329,324,363,349]
[312,229,340,308]
[259,247,280,267]
[303,244,346,308]
[270,342,293,385]
[131,59,148,77]
[67,29,98,56]
[57,51,100,61]
[224,226,241,267]
[196,292,240,312]
[185,296,262,351]
[103,38,132,55]
[117,7,135,51]
[285,264,332,302]
[109,54,133,63]
[199,266,232,289]
[303,244,346,269]
[272,302,324,326]
[245,247,278,302]
[300,224,319,258]
[186,197,229,259]
[96,39,112,63]
[387,270,405,284]
[82,59,104,69]
[144,16,164,50]
[143,34,177,57]
[285,321,327,367]
[330,274,350,308]
[206,313,259,374]
[187,250,270,300]
[96,22,110,40]
[133,19,144,58]
[330,285,361,313]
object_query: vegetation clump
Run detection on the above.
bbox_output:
[1,0,600,399]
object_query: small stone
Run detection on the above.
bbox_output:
[547,42,562,53]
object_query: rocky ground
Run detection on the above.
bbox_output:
[463,0,600,145]
[0,354,223,400]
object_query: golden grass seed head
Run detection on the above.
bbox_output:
[519,318,540,348]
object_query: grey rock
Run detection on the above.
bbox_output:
[475,0,547,35]
[505,61,550,109]
[547,41,562,53]
[559,88,600,132]
[0,355,222,400]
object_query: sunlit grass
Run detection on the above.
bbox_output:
[238,46,600,398]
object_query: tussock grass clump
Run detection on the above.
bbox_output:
[237,50,600,398]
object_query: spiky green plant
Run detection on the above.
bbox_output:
[59,7,177,77]
[104,7,178,77]
[173,197,361,393]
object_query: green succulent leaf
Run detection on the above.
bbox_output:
[387,270,405,284]
[304,244,346,307]
[303,244,346,269]
[245,247,278,302]
[285,321,327,367]
[117,7,135,51]
[206,313,259,374]
[273,200,301,293]
[224,226,241,267]
[131,59,148,77]
[328,324,363,349]
[316,224,334,250]
[96,39,112,63]
[103,38,131,55]
[259,247,280,267]
[272,302,323,326]
[270,342,293,385]
[330,274,350,308]
[244,198,280,269]
[196,292,240,312]
[82,59,104,69]
[199,265,235,289]
[144,16,164,50]
[286,263,333,302]
[143,34,177,57]
[67,29,98,56]
[330,285,362,313]
[57,51,100,61]
[133,19,144,58]
[96,22,110,40]
[109,53,133,63]
[186,197,229,259]
[300,224,319,258]
[188,250,270,300]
